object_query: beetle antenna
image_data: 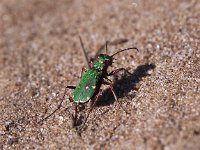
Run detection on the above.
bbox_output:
[79,36,90,68]
[111,47,138,57]
[105,41,108,54]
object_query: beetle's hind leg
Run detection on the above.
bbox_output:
[72,102,87,128]
[72,102,78,127]
[103,79,130,114]
[77,90,103,131]
[38,86,76,124]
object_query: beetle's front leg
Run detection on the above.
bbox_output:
[107,68,131,76]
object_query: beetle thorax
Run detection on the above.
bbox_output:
[93,54,112,70]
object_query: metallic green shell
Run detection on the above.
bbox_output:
[73,68,102,103]
[94,54,112,70]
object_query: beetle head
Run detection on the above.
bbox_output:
[93,54,112,70]
[93,47,138,70]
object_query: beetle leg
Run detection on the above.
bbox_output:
[38,86,76,124]
[72,103,78,126]
[103,79,129,114]
[63,86,78,126]
[69,95,73,102]
[64,85,76,100]
[103,76,112,83]
[78,90,102,131]
[81,67,87,77]
[89,62,94,68]
[63,85,76,104]
[38,98,65,124]
[66,86,76,89]
[107,68,131,76]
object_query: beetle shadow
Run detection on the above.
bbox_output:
[96,63,156,107]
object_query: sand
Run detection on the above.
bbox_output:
[0,0,200,149]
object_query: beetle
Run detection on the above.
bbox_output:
[39,37,138,130]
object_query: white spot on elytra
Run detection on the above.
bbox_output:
[87,97,90,100]
[92,86,96,89]
[86,86,89,89]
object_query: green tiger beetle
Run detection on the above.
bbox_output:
[39,37,138,130]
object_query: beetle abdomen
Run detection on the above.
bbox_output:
[73,68,102,103]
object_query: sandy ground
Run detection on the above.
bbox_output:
[0,0,200,149]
